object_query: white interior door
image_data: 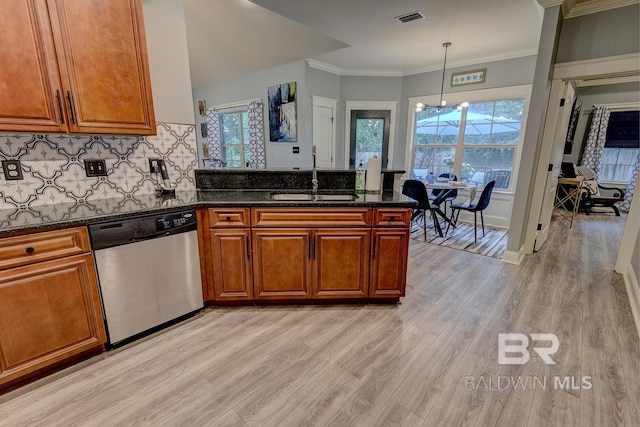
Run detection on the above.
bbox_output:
[312,96,337,168]
[534,80,576,251]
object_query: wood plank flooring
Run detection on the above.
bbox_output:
[0,214,637,426]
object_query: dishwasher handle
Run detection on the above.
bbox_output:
[131,231,171,243]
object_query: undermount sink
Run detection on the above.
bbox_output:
[270,193,357,201]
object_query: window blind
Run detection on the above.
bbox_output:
[605,111,639,149]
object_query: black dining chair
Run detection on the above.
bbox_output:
[429,173,458,216]
[402,179,444,240]
[445,180,496,243]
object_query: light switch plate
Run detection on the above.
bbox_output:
[84,159,108,177]
[2,160,24,180]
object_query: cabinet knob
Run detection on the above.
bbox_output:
[226,216,231,221]
[25,247,36,255]
[390,216,396,222]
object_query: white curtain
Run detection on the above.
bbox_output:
[580,106,611,174]
[247,100,266,169]
[205,108,223,166]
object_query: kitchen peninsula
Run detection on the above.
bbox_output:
[0,167,414,391]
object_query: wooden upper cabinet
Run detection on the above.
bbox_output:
[0,0,66,132]
[49,0,155,134]
[0,0,155,135]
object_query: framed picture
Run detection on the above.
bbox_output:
[198,100,206,117]
[564,95,582,154]
[200,122,208,138]
[451,68,486,86]
[267,82,297,142]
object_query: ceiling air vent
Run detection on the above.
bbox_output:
[395,11,426,24]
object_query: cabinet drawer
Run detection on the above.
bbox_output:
[373,208,411,227]
[208,208,250,228]
[0,227,91,270]
[252,208,371,227]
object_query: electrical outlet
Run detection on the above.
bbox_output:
[2,160,24,180]
[149,158,161,174]
[84,159,107,177]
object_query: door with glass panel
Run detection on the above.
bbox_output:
[349,110,390,168]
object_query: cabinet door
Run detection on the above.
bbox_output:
[252,229,312,299]
[0,0,67,132]
[313,229,370,298]
[0,253,106,388]
[370,229,409,298]
[48,0,155,135]
[210,229,253,301]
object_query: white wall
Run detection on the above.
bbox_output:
[142,0,195,124]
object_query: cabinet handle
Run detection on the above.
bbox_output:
[372,238,376,258]
[245,236,250,260]
[313,235,316,260]
[226,216,231,222]
[25,247,36,255]
[67,91,77,124]
[56,90,65,124]
[308,236,312,259]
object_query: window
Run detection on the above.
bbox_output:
[220,110,251,168]
[410,97,526,190]
[600,111,639,182]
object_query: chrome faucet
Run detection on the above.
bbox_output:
[312,145,318,193]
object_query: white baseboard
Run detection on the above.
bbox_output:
[623,264,640,337]
[502,244,525,265]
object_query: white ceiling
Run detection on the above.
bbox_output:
[184,0,545,88]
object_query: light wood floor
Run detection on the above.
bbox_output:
[1,214,637,426]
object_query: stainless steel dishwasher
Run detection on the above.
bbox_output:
[89,210,203,347]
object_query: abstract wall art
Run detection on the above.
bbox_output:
[267,82,297,142]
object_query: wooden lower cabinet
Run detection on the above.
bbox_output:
[370,229,410,298]
[0,252,106,389]
[313,229,370,298]
[252,229,312,299]
[203,207,410,304]
[210,229,253,301]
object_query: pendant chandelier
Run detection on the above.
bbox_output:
[416,42,469,113]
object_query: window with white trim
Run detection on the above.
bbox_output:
[410,96,527,190]
[220,110,251,168]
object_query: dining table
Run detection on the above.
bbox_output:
[424,181,478,237]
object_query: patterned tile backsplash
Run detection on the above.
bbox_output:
[0,123,198,211]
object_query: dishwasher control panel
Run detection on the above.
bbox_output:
[89,210,197,250]
[156,211,196,232]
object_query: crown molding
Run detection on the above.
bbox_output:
[306,59,402,77]
[307,49,538,79]
[404,48,539,76]
[305,59,344,75]
[566,0,639,18]
[536,0,564,8]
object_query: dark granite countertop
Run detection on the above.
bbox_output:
[0,190,415,236]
